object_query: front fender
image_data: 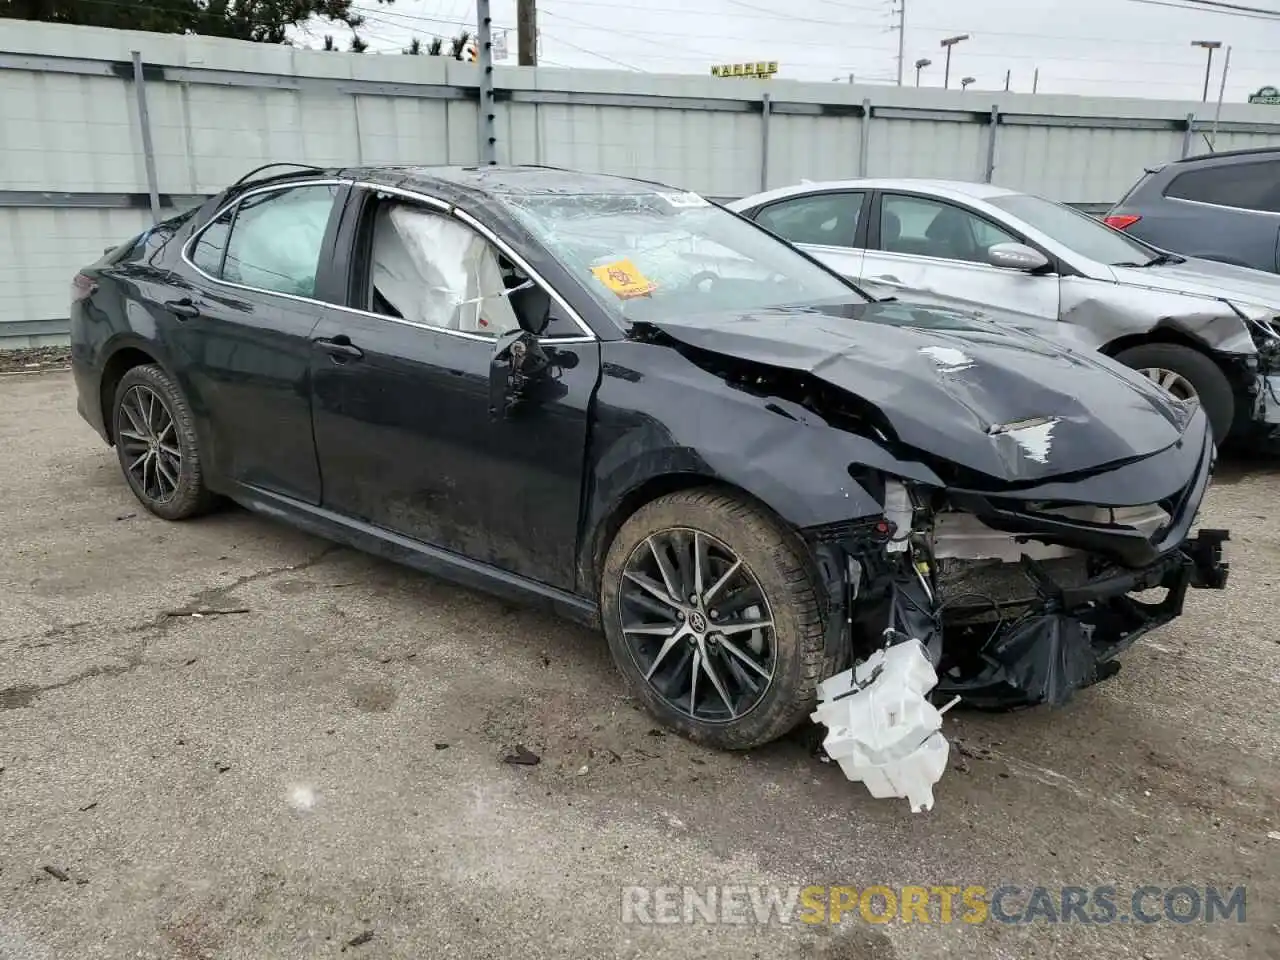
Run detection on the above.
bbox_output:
[1062,276,1256,355]
[578,344,943,589]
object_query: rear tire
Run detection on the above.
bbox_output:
[112,364,216,521]
[600,488,830,750]
[1114,343,1235,442]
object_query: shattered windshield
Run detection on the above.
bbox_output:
[499,190,866,324]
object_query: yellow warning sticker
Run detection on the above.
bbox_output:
[591,258,657,299]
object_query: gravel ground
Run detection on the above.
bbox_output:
[0,347,71,375]
[0,370,1277,960]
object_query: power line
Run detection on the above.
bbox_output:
[544,0,887,27]
[1176,0,1280,15]
[536,29,646,71]
[1122,0,1280,18]
[723,0,890,22]
[540,8,1271,70]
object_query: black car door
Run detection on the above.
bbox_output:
[308,186,601,592]
[173,181,348,503]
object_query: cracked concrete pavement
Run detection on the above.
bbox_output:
[1,370,1278,959]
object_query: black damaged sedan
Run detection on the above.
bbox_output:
[70,164,1229,749]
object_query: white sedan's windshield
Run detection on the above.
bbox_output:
[989,193,1160,267]
[499,191,864,323]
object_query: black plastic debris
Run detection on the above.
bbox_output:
[342,929,374,951]
[502,746,540,766]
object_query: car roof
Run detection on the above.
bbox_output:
[1174,145,1280,165]
[728,178,1023,207]
[297,164,691,203]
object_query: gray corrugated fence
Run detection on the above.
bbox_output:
[4,19,1280,346]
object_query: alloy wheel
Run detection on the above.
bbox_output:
[1137,366,1199,405]
[117,385,182,504]
[619,528,776,723]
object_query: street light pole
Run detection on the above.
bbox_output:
[960,76,975,91]
[1191,39,1222,102]
[895,0,906,86]
[940,34,968,90]
[914,57,931,87]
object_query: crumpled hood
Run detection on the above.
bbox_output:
[642,300,1194,482]
[1111,257,1280,310]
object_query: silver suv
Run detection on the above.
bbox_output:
[1105,147,1280,274]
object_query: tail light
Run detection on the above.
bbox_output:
[71,273,97,302]
[1103,214,1141,231]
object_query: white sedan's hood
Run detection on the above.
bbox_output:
[1110,257,1280,312]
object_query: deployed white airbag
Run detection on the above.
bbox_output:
[370,205,518,335]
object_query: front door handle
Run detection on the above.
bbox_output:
[314,335,364,361]
[165,298,201,319]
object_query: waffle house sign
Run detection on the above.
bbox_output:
[711,61,779,79]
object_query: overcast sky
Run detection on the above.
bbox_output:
[324,0,1280,102]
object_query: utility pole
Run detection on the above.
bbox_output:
[894,0,906,86]
[477,0,497,164]
[1209,45,1232,150]
[517,0,537,67]
[940,34,968,90]
[1004,69,1010,91]
[1032,67,1039,93]
[1191,39,1221,102]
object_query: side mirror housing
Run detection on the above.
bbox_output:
[508,282,552,336]
[987,242,1051,272]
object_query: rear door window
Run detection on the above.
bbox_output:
[190,210,233,276]
[193,184,340,297]
[753,192,865,247]
[1165,159,1280,212]
[222,184,340,296]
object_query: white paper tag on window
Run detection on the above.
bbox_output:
[656,191,709,208]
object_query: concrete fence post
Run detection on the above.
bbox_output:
[984,104,999,183]
[130,51,162,223]
[859,98,872,176]
[760,92,772,191]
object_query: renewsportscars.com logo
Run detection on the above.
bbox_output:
[619,885,1248,926]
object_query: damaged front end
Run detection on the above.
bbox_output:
[805,412,1230,810]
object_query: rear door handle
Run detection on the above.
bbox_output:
[314,335,364,361]
[165,298,201,319]
[872,274,904,286]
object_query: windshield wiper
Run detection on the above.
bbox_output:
[1113,253,1184,268]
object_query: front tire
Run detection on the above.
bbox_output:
[1114,343,1235,442]
[112,364,215,521]
[600,489,830,750]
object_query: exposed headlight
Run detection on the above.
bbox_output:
[1229,301,1280,342]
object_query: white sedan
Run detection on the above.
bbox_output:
[727,178,1280,443]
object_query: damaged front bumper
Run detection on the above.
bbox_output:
[934,526,1229,708]
[808,412,1231,712]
